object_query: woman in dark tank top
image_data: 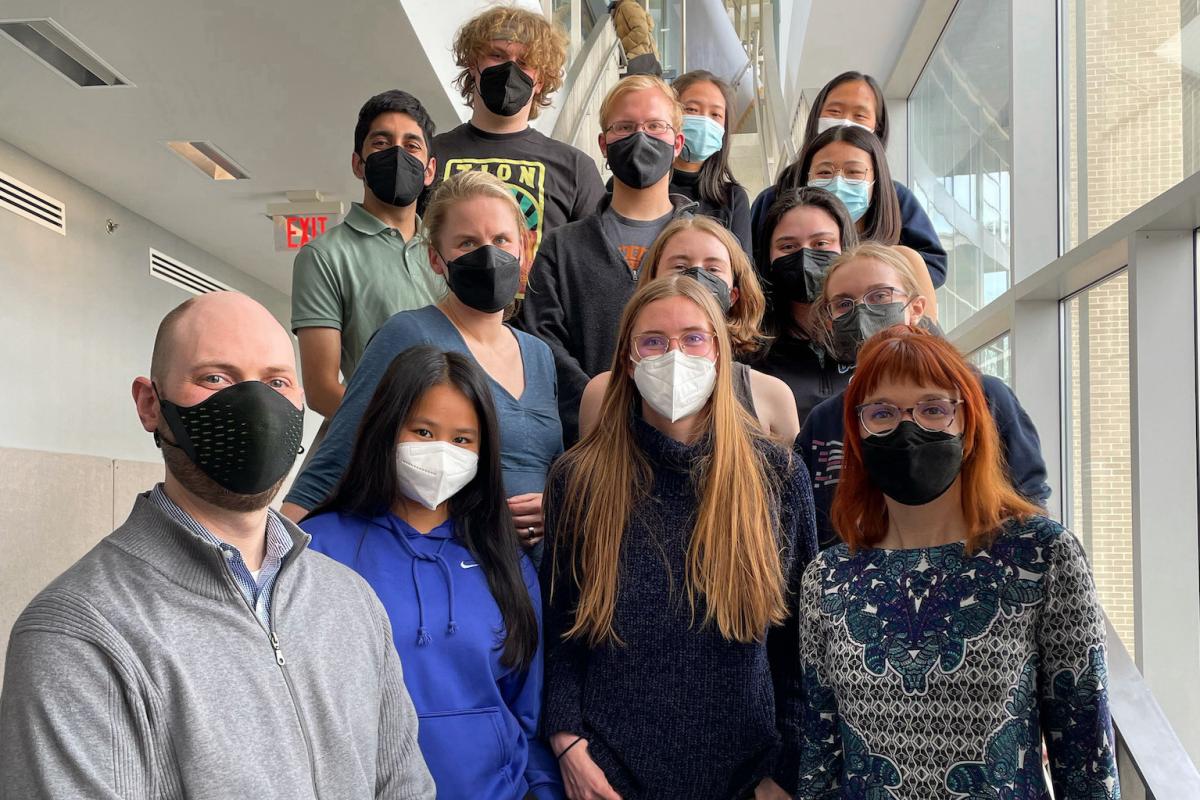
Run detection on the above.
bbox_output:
[577,216,800,444]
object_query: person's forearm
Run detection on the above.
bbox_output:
[305,381,345,418]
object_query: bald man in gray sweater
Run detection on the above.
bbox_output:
[0,292,435,799]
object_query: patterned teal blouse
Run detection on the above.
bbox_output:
[797,516,1120,799]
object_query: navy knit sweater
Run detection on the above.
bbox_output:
[540,414,818,799]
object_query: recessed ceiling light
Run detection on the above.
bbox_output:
[165,141,251,181]
[0,18,131,88]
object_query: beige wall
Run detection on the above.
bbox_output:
[0,448,162,688]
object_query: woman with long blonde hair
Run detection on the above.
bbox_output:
[541,276,818,800]
[577,215,800,442]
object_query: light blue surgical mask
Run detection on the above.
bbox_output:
[808,175,873,222]
[680,115,725,163]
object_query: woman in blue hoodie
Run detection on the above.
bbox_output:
[301,345,563,800]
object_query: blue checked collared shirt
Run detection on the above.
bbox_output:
[149,484,293,629]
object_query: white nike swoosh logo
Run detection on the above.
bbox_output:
[460,561,480,569]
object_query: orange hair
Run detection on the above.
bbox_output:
[831,325,1041,551]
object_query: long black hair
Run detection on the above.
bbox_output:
[754,186,859,273]
[775,125,901,247]
[801,71,889,150]
[757,187,860,337]
[673,70,743,208]
[308,345,538,670]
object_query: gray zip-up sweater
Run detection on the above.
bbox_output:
[0,492,436,799]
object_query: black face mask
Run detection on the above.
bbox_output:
[769,248,836,304]
[444,245,521,313]
[860,421,964,506]
[155,381,305,495]
[830,301,908,363]
[478,61,535,117]
[363,146,427,207]
[679,266,732,314]
[606,131,675,189]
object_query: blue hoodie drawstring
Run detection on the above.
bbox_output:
[391,522,458,646]
[435,552,459,636]
[410,557,432,647]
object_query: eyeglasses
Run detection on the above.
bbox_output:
[828,287,909,319]
[856,398,962,435]
[631,331,716,359]
[605,119,676,138]
[808,164,873,184]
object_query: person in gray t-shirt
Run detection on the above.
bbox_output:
[601,205,675,276]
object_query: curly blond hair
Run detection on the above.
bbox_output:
[452,5,568,120]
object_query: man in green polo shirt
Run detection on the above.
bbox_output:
[291,90,445,424]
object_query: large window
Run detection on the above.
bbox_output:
[968,333,1011,386]
[1062,0,1200,249]
[1062,271,1134,653]
[908,0,1012,332]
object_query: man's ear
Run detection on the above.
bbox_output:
[423,155,437,187]
[132,376,161,434]
[598,133,608,159]
[429,246,446,276]
[351,151,365,181]
[672,131,685,159]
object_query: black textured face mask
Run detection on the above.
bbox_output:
[769,248,836,304]
[860,421,964,506]
[679,266,732,314]
[830,301,908,363]
[478,61,535,117]
[363,145,427,207]
[443,245,521,313]
[606,131,675,189]
[155,381,305,495]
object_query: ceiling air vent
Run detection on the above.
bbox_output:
[0,19,131,88]
[149,248,234,296]
[0,169,65,234]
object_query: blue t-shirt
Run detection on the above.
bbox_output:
[286,304,563,510]
[302,511,564,799]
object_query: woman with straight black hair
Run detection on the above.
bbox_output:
[753,186,858,424]
[302,345,564,800]
[750,70,946,285]
[670,70,752,257]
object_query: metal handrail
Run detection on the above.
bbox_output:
[552,18,621,147]
[757,0,796,169]
[1103,614,1200,795]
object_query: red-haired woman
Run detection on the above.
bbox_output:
[797,325,1119,799]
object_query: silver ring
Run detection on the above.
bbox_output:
[527,527,535,536]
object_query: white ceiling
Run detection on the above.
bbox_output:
[793,0,926,98]
[0,0,461,295]
[0,0,931,296]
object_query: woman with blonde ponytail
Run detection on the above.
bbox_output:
[541,276,818,800]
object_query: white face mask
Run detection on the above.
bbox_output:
[816,116,873,134]
[632,349,718,423]
[395,441,479,510]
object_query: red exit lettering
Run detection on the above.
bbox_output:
[285,215,328,249]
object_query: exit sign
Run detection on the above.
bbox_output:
[274,214,339,252]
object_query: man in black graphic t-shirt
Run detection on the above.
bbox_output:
[430,6,605,288]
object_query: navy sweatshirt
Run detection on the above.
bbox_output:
[518,195,697,443]
[755,333,855,427]
[540,414,819,799]
[797,374,1051,548]
[749,180,948,288]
